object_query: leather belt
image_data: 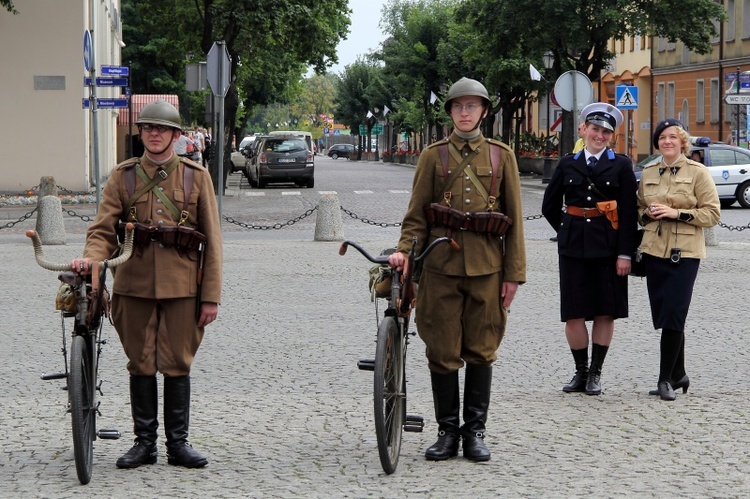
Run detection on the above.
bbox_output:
[566,206,605,218]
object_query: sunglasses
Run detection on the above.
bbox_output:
[139,124,173,133]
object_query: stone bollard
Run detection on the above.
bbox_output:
[704,226,718,247]
[36,195,66,245]
[314,193,344,241]
[38,176,58,200]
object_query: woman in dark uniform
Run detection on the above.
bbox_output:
[542,102,638,395]
[638,119,720,400]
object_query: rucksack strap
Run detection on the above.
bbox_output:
[123,158,194,226]
[438,140,502,210]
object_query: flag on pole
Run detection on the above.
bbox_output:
[430,91,438,105]
[366,110,373,119]
[529,64,542,81]
[383,105,390,116]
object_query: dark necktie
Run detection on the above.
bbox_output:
[587,156,597,171]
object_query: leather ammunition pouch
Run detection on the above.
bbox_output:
[119,220,206,254]
[596,200,619,230]
[424,203,512,237]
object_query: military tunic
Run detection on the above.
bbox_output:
[84,154,222,376]
[397,133,526,373]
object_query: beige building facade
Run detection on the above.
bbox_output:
[0,0,123,192]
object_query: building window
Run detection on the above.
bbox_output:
[743,0,750,39]
[696,80,705,123]
[657,83,666,122]
[727,0,736,41]
[630,36,634,52]
[658,37,666,52]
[680,99,689,129]
[710,78,719,123]
[667,83,676,119]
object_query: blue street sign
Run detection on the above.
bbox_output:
[615,85,638,110]
[83,30,93,72]
[82,98,129,109]
[84,77,129,87]
[101,65,129,76]
[724,72,750,82]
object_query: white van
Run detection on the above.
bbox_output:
[269,130,314,154]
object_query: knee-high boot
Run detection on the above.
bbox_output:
[562,347,589,392]
[424,370,460,460]
[586,344,609,395]
[116,376,158,468]
[164,376,208,468]
[656,329,683,401]
[461,364,492,462]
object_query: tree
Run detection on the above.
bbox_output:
[335,61,387,157]
[1,0,17,14]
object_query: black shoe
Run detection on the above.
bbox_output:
[167,442,208,468]
[116,441,157,469]
[462,431,491,462]
[585,372,601,395]
[649,375,690,396]
[658,381,676,401]
[425,430,460,461]
[562,370,588,393]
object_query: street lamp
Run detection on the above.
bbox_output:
[542,51,555,184]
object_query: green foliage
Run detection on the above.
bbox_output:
[1,0,17,14]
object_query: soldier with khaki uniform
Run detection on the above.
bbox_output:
[389,78,526,462]
[71,100,222,469]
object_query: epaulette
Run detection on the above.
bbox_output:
[178,157,207,171]
[116,157,140,170]
[425,138,450,151]
[486,137,513,152]
[642,162,659,170]
[685,158,704,167]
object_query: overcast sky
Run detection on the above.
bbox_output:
[328,0,388,75]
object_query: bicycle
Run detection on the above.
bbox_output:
[26,223,135,485]
[339,235,455,474]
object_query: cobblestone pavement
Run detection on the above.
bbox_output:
[1,173,749,498]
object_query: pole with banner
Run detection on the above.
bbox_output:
[206,41,231,216]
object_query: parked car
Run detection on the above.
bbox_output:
[327,143,356,159]
[245,135,314,188]
[231,135,257,173]
[633,137,750,208]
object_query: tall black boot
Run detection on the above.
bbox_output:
[562,347,589,393]
[650,331,689,396]
[424,370,460,461]
[658,329,682,401]
[461,364,492,462]
[586,344,609,395]
[164,376,208,468]
[116,376,158,468]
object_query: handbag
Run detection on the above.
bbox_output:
[630,229,646,277]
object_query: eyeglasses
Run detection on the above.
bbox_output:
[139,124,173,133]
[450,103,482,113]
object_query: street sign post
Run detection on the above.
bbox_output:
[372,124,384,135]
[101,65,129,76]
[724,94,750,105]
[207,41,231,210]
[615,85,639,109]
[82,98,128,109]
[84,77,129,87]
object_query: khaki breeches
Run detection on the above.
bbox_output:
[111,294,204,377]
[415,270,506,374]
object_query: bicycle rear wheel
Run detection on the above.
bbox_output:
[373,316,405,474]
[69,334,96,485]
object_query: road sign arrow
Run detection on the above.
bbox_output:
[723,94,750,105]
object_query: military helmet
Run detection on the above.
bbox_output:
[136,99,181,129]
[444,77,491,114]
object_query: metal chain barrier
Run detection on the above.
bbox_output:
[222,207,318,230]
[62,207,96,223]
[0,208,37,230]
[340,206,402,227]
[718,220,750,232]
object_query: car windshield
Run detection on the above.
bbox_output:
[265,139,306,153]
[634,153,662,171]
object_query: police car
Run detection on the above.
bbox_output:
[633,137,750,208]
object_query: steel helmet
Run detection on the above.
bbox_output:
[444,77,491,114]
[136,99,181,129]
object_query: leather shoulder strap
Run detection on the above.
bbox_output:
[488,143,501,210]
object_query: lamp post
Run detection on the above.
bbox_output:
[542,50,555,184]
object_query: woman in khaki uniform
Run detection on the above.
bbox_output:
[389,78,526,462]
[71,100,222,469]
[638,119,719,400]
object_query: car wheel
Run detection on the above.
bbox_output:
[331,153,339,160]
[738,180,750,208]
[306,178,314,188]
[257,174,266,189]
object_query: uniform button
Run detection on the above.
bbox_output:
[465,187,471,192]
[467,164,471,168]
[158,187,164,191]
[606,181,611,185]
[587,196,591,201]
[465,176,470,181]
[156,199,162,204]
[157,209,163,215]
[586,218,591,222]
[447,170,452,174]
[588,185,592,190]
[464,152,469,157]
[157,220,164,225]
[465,199,470,204]
[159,243,164,248]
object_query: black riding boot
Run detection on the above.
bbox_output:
[586,344,609,395]
[650,332,689,396]
[164,376,208,468]
[424,370,460,461]
[562,347,589,393]
[657,329,682,401]
[461,364,492,462]
[116,376,158,468]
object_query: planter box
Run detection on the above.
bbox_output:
[518,156,557,175]
[395,154,406,164]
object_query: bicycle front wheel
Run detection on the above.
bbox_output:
[69,334,96,485]
[373,316,405,474]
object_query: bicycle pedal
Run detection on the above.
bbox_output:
[40,372,67,381]
[404,414,424,432]
[403,424,424,433]
[357,358,375,371]
[97,429,121,440]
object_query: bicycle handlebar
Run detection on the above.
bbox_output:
[338,236,455,266]
[26,222,135,272]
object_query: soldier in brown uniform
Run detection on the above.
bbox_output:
[71,100,222,469]
[389,78,526,462]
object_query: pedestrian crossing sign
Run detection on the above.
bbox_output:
[615,85,638,109]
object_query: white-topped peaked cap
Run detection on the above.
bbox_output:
[579,102,623,132]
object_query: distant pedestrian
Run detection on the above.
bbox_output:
[542,102,638,396]
[638,119,720,401]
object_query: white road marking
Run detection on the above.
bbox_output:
[281,191,302,196]
[354,190,374,194]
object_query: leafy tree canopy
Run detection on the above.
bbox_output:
[1,0,17,14]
